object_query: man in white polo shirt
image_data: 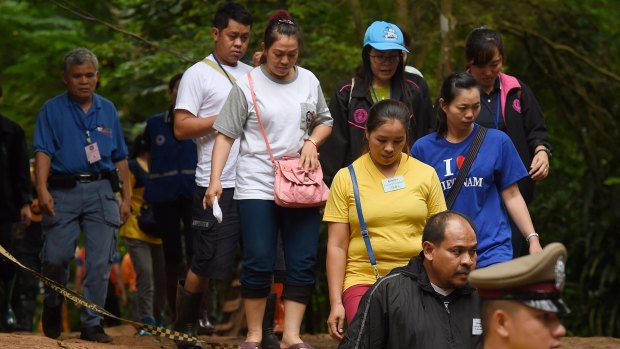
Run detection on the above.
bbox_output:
[172,3,252,348]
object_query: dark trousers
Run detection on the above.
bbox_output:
[0,222,16,282]
[237,200,319,304]
[11,221,43,331]
[153,198,194,266]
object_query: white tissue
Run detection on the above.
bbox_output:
[213,196,223,223]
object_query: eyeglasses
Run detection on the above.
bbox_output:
[369,54,402,64]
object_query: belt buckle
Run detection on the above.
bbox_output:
[77,173,93,183]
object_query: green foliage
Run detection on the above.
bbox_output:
[0,1,85,142]
[1,0,619,337]
[497,0,620,336]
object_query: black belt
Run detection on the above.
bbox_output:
[49,172,110,184]
[74,172,109,182]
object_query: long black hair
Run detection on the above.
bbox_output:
[436,72,480,136]
[353,44,415,135]
[354,45,411,98]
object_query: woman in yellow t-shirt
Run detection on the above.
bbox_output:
[119,134,166,330]
[324,100,446,340]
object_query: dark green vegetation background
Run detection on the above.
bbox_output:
[1,0,618,337]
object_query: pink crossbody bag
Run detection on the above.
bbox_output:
[247,72,329,208]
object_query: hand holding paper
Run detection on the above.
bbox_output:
[213,196,223,223]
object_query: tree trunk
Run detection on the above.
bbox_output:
[349,0,364,43]
[395,0,410,37]
[409,0,429,71]
[438,0,456,79]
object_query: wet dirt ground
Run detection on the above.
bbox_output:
[0,325,619,348]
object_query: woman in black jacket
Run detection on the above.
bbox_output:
[319,21,433,186]
[465,27,552,257]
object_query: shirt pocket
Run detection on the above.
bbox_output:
[299,102,316,133]
[91,128,115,159]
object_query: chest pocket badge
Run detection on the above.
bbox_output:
[472,318,483,335]
[300,103,316,132]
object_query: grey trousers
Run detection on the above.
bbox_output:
[125,238,166,321]
[41,180,119,328]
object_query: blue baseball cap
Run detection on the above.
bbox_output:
[363,21,409,53]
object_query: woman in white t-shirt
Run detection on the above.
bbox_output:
[206,10,332,349]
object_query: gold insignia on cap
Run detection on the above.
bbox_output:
[554,256,566,291]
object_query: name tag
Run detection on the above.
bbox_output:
[472,318,483,335]
[85,143,101,164]
[382,176,405,193]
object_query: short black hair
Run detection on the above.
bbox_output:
[422,210,477,245]
[212,2,252,30]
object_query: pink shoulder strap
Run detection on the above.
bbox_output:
[247,72,276,168]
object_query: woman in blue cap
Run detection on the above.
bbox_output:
[319,21,433,187]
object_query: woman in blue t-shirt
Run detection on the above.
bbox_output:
[411,73,542,267]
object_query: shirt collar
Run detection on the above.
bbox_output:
[259,65,299,85]
[494,77,501,90]
[63,92,102,113]
[431,282,454,296]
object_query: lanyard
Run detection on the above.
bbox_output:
[212,53,234,85]
[370,85,391,104]
[69,98,99,145]
[493,91,501,129]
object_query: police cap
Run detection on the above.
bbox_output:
[468,242,570,314]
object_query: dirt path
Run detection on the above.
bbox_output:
[0,325,619,348]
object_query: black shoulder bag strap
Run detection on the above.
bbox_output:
[445,126,488,209]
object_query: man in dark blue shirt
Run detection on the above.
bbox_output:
[33,47,130,343]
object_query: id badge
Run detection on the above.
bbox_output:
[382,176,406,192]
[472,318,483,335]
[85,143,102,164]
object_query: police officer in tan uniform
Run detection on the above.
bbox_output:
[469,243,569,349]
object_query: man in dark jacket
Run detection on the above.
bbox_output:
[338,211,482,349]
[0,85,32,331]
